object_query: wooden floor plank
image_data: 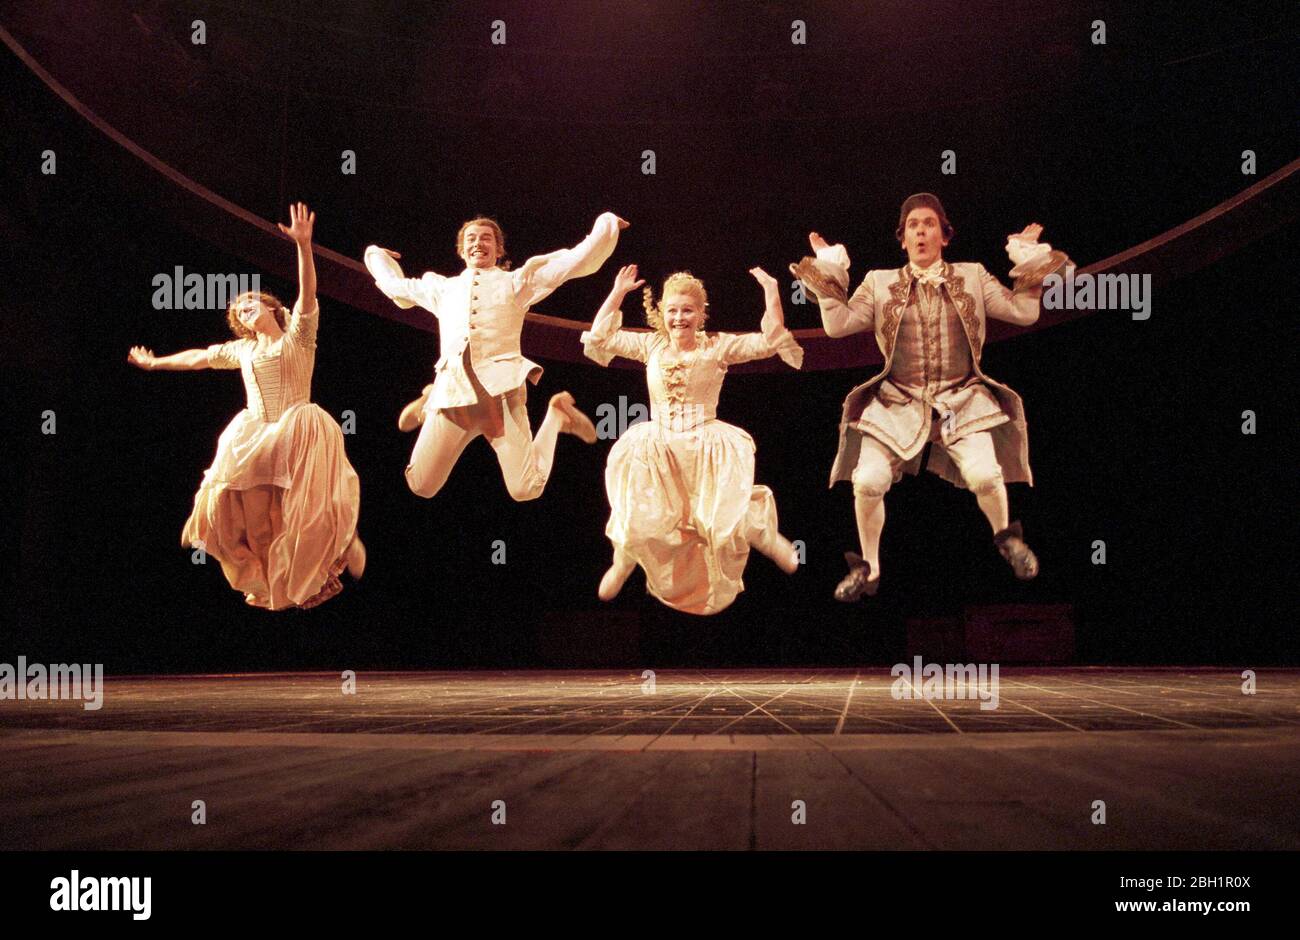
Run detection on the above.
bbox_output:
[2,669,1297,850]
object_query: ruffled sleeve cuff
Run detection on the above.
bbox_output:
[580,304,623,366]
[812,242,852,292]
[760,308,804,370]
[579,330,615,366]
[1005,236,1052,268]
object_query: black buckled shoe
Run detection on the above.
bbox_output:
[994,521,1039,580]
[834,551,878,602]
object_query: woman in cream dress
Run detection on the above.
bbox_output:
[128,203,364,610]
[581,264,803,615]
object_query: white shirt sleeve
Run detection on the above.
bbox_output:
[364,245,445,316]
[580,302,651,366]
[512,212,622,308]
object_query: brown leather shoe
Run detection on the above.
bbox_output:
[397,384,433,432]
[549,391,597,444]
[994,521,1039,580]
[834,551,878,602]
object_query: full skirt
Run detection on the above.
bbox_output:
[181,402,361,610]
[605,419,779,616]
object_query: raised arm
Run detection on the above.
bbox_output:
[714,267,804,368]
[981,224,1058,327]
[514,212,628,308]
[277,202,316,316]
[581,264,652,366]
[363,246,445,316]
[127,346,213,371]
[980,265,1040,327]
[277,202,323,348]
[800,232,876,337]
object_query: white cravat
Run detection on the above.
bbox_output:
[909,259,946,288]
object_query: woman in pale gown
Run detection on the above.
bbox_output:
[581,264,804,615]
[128,203,364,609]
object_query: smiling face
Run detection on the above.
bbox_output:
[643,272,709,340]
[458,222,503,269]
[226,292,287,339]
[236,297,274,332]
[900,207,949,267]
[661,291,705,339]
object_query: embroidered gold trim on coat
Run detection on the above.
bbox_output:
[942,264,983,362]
[878,269,911,359]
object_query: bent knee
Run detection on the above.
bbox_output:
[505,479,545,502]
[964,467,1004,495]
[405,466,445,499]
[851,463,894,499]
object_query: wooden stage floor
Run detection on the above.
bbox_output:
[2,668,1298,850]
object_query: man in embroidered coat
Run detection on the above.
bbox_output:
[794,193,1064,599]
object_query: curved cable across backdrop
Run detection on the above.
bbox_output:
[4,25,1297,372]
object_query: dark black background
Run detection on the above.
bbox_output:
[2,0,1295,670]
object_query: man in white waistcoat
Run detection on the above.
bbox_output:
[793,193,1067,600]
[365,212,627,502]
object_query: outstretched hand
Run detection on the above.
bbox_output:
[751,267,784,328]
[749,266,779,294]
[615,215,630,230]
[613,264,645,294]
[1010,222,1044,243]
[808,231,831,253]
[127,346,156,370]
[277,202,315,244]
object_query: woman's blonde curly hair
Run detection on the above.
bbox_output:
[225,291,288,340]
[642,272,708,335]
